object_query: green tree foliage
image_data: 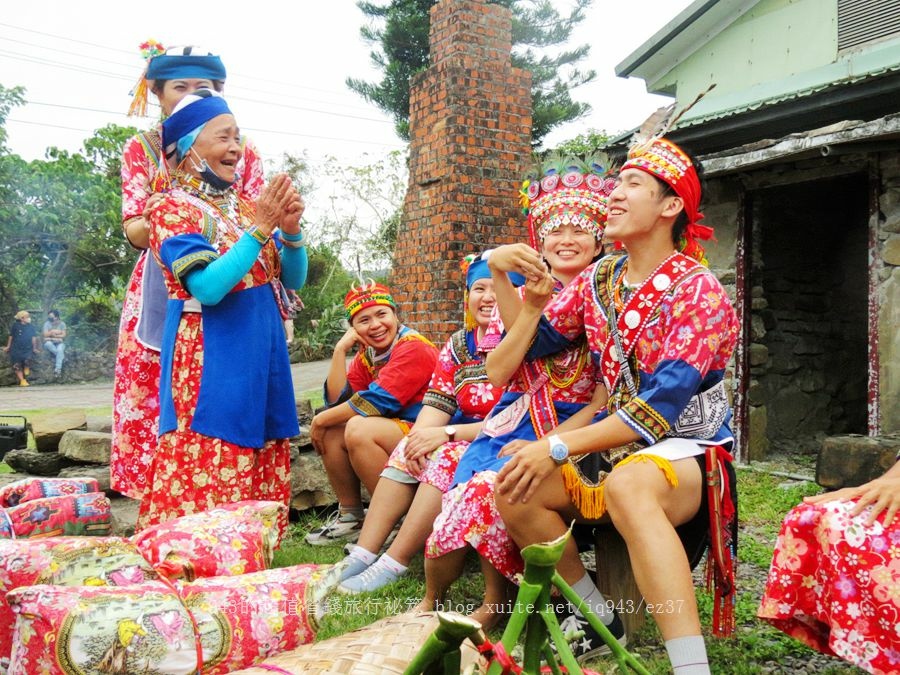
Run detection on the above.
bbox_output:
[292,244,355,360]
[348,0,594,146]
[550,128,609,157]
[308,150,407,277]
[0,84,138,351]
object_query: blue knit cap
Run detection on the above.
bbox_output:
[161,91,232,161]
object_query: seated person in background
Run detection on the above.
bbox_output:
[42,309,67,377]
[307,282,438,545]
[759,459,900,674]
[335,253,518,593]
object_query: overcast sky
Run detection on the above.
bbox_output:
[1,0,693,167]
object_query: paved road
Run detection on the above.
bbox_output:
[0,358,333,412]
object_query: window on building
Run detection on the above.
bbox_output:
[838,0,900,50]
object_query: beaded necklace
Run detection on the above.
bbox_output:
[542,340,589,390]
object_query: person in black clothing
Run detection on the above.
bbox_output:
[4,311,40,386]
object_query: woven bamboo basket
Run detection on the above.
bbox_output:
[229,611,484,674]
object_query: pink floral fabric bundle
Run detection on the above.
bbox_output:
[0,492,111,539]
[7,564,330,675]
[0,536,158,669]
[132,500,287,580]
[759,499,900,674]
[0,477,100,507]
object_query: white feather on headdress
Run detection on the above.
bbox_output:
[629,84,717,155]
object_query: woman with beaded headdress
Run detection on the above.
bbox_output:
[305,282,439,545]
[110,43,266,502]
[495,122,740,673]
[413,157,616,640]
[136,91,307,533]
[333,253,521,593]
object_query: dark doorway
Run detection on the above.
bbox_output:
[749,173,869,454]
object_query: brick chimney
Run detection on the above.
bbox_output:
[389,0,532,342]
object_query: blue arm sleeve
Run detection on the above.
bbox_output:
[280,245,308,290]
[184,233,262,305]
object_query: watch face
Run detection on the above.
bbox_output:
[445,426,456,437]
[550,442,568,463]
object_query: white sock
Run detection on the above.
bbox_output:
[347,544,377,565]
[378,553,408,576]
[571,573,612,624]
[666,635,709,674]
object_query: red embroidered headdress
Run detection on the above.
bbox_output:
[343,281,396,321]
[622,85,716,264]
[519,154,616,250]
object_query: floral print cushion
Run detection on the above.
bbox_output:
[0,477,100,508]
[0,493,111,539]
[132,500,287,580]
[7,564,332,675]
[0,537,158,671]
[759,499,900,674]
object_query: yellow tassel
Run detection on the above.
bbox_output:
[127,73,150,117]
[613,453,679,488]
[561,462,606,520]
[463,289,476,331]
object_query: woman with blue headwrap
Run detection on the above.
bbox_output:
[135,91,308,535]
[112,44,267,502]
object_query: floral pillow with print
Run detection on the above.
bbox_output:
[7,564,335,675]
[0,537,158,671]
[132,500,287,580]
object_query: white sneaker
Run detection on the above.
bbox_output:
[337,560,404,594]
[305,511,364,546]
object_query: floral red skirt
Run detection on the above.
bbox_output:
[426,470,523,582]
[136,313,290,536]
[759,498,900,674]
[110,252,160,500]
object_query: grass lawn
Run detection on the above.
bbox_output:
[275,460,865,674]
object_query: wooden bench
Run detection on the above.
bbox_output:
[594,526,646,638]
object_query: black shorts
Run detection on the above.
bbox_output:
[573,453,738,571]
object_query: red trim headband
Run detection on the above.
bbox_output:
[344,281,396,320]
[621,137,713,262]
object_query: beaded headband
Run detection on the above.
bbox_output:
[519,155,615,249]
[344,280,396,320]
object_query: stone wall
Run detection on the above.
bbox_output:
[0,347,114,386]
[751,173,869,454]
[390,0,532,342]
[878,153,900,434]
[700,148,900,464]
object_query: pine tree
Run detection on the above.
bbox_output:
[347,0,595,146]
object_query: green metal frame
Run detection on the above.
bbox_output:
[403,529,650,675]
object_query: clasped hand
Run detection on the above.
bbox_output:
[403,427,449,474]
[256,174,304,237]
[488,243,547,282]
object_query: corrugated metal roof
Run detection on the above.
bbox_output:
[674,62,900,130]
